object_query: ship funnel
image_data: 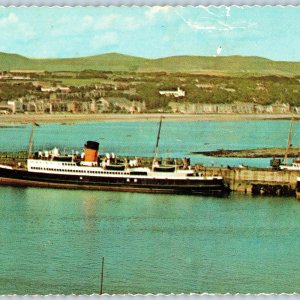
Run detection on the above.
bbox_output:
[84,141,99,162]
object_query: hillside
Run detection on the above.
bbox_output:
[1,52,300,76]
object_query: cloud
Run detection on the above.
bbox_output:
[145,6,171,19]
[82,15,94,27]
[0,13,18,27]
[197,6,220,17]
[93,14,141,31]
[123,17,140,31]
[186,20,216,31]
[94,14,119,30]
[0,12,36,41]
[177,9,256,32]
[92,32,119,48]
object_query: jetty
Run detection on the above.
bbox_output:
[197,165,297,196]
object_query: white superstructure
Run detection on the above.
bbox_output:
[27,159,222,180]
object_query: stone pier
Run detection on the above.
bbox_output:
[198,166,299,195]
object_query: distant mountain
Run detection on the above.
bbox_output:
[1,52,300,76]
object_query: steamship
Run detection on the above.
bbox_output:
[0,140,230,196]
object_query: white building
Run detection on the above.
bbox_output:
[41,86,70,93]
[159,87,185,98]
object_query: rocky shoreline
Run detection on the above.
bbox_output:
[191,147,300,158]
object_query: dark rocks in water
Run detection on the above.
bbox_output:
[252,184,295,197]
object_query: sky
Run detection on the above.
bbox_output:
[0,6,299,61]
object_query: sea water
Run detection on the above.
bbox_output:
[0,120,299,294]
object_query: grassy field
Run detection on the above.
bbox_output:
[56,78,111,86]
[1,52,300,76]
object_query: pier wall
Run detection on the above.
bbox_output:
[199,166,299,194]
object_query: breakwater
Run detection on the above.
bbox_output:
[199,166,297,196]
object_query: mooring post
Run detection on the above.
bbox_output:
[100,257,104,295]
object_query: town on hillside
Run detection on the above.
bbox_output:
[0,69,299,115]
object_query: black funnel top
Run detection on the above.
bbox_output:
[85,141,99,150]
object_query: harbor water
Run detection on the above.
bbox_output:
[0,119,299,294]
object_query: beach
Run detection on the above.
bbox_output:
[0,113,295,124]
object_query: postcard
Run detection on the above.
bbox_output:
[0,5,299,295]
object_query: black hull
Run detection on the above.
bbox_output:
[0,167,230,196]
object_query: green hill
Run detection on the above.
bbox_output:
[1,52,300,76]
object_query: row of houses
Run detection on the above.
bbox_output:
[169,101,294,114]
[0,97,145,114]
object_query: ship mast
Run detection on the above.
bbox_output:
[28,123,35,159]
[28,121,39,159]
[283,115,294,165]
[154,115,164,159]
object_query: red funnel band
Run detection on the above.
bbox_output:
[84,148,98,162]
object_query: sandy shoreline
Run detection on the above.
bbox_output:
[0,113,295,124]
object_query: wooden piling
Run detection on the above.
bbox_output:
[100,256,104,295]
